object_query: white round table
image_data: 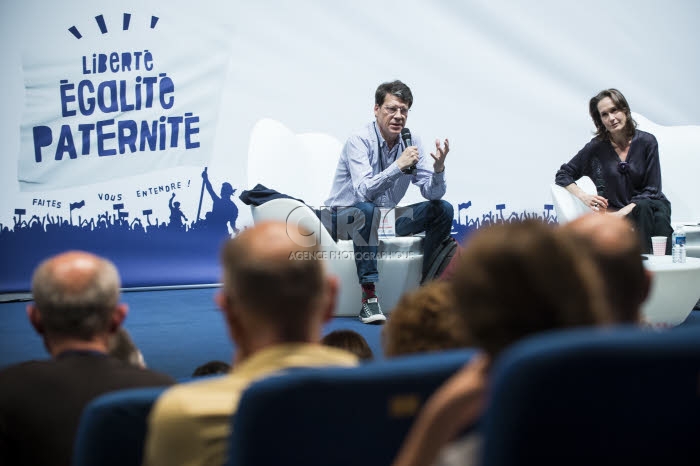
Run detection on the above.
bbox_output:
[641,255,700,327]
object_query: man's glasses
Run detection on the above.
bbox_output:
[383,105,409,116]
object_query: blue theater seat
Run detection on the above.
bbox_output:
[226,348,477,466]
[480,326,700,466]
[72,386,167,466]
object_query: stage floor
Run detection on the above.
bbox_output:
[0,287,385,380]
[2,287,699,380]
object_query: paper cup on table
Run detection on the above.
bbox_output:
[651,236,667,256]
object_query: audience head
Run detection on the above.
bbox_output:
[321,329,374,361]
[451,220,610,358]
[108,327,146,368]
[383,281,470,357]
[28,250,127,355]
[563,213,650,323]
[192,360,232,377]
[217,221,336,360]
[589,88,636,140]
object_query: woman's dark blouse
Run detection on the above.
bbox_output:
[555,130,667,209]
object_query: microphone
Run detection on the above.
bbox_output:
[400,128,416,174]
[401,128,412,148]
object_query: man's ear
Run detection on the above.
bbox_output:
[109,303,128,333]
[373,103,380,119]
[217,291,244,346]
[215,291,228,313]
[27,304,44,335]
[321,276,339,324]
[216,291,235,330]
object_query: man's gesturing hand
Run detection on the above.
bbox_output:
[431,138,449,173]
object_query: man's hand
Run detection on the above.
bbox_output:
[397,146,419,171]
[431,138,449,173]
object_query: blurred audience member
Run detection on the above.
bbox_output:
[192,360,231,377]
[0,251,174,466]
[108,327,146,368]
[143,221,358,466]
[392,220,611,466]
[563,213,650,323]
[322,329,374,361]
[383,281,470,357]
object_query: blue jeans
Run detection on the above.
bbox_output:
[328,200,454,284]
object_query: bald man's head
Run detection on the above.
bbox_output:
[220,221,329,338]
[566,214,636,256]
[31,251,122,339]
[564,214,649,323]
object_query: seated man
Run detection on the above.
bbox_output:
[0,251,174,466]
[142,221,358,466]
[325,79,454,323]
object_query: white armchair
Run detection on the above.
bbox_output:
[550,176,597,224]
[634,112,700,258]
[246,119,423,316]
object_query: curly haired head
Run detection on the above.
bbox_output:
[383,281,471,357]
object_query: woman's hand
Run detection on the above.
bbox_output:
[564,183,608,212]
[426,354,489,429]
[581,193,608,212]
[391,354,489,466]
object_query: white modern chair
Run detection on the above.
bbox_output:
[550,176,597,225]
[634,112,700,258]
[246,119,423,317]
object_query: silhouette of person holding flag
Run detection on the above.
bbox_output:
[199,168,239,236]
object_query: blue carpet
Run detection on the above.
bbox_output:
[0,288,385,380]
[2,287,697,380]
